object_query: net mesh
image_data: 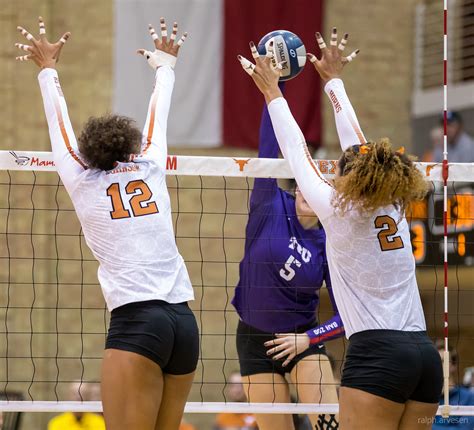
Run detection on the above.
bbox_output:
[0,153,473,421]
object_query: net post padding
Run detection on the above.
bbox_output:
[0,401,473,415]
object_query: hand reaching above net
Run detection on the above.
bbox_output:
[237,40,285,104]
[137,17,188,70]
[307,27,359,82]
[15,16,70,69]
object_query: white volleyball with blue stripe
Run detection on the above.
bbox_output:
[257,30,306,81]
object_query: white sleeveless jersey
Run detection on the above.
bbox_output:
[39,66,193,311]
[267,79,426,337]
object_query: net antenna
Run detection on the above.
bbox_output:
[441,0,450,419]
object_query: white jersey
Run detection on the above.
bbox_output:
[267,79,426,338]
[38,67,194,311]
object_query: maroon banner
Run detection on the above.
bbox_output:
[223,0,324,149]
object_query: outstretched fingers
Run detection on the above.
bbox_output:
[315,31,327,52]
[176,31,187,48]
[338,33,349,52]
[330,27,338,50]
[149,24,159,43]
[170,22,178,42]
[160,17,167,43]
[15,54,32,62]
[15,43,33,52]
[237,54,255,76]
[17,26,36,43]
[343,49,360,64]
[38,16,46,39]
[57,32,70,45]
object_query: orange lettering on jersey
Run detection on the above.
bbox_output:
[329,160,338,174]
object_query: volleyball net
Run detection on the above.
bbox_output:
[0,150,473,417]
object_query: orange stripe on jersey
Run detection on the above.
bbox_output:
[302,140,334,188]
[349,116,366,145]
[142,89,159,154]
[53,99,87,169]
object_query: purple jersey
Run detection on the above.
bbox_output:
[232,102,340,334]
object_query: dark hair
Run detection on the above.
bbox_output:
[78,114,142,171]
[334,138,428,215]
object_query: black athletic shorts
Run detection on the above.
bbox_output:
[106,300,199,375]
[237,320,327,376]
[341,330,443,404]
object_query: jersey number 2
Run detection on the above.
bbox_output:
[374,215,404,251]
[106,180,159,219]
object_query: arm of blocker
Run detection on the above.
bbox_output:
[267,98,335,222]
[140,65,175,169]
[38,68,87,194]
[324,78,366,150]
[306,267,345,345]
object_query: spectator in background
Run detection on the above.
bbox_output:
[432,111,474,163]
[463,367,474,389]
[214,371,258,430]
[433,341,474,429]
[48,382,105,430]
[422,126,443,162]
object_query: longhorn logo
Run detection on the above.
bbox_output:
[9,151,30,166]
[233,158,251,172]
[425,164,438,177]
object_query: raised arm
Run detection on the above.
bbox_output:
[238,41,335,222]
[15,17,86,193]
[137,18,188,168]
[249,83,285,210]
[307,28,366,151]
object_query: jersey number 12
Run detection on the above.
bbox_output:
[106,180,159,219]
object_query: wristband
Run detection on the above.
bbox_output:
[143,49,177,70]
[306,314,344,345]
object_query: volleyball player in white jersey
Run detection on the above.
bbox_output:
[15,17,197,430]
[239,29,443,429]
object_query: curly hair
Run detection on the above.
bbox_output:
[78,115,142,171]
[333,138,428,215]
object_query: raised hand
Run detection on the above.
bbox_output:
[15,16,70,69]
[238,41,285,103]
[137,17,188,69]
[307,27,359,82]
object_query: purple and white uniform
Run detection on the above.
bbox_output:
[232,101,344,343]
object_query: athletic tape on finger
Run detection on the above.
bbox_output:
[338,34,349,51]
[16,55,30,61]
[170,23,178,41]
[149,25,159,41]
[330,28,338,46]
[15,43,31,52]
[177,33,187,47]
[160,19,167,38]
[238,56,255,76]
[18,27,34,41]
[345,50,359,62]
[250,43,259,60]
[39,20,46,35]
[316,38,326,49]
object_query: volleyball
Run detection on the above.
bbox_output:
[257,30,306,81]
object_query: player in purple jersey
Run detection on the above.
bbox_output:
[231,89,343,430]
